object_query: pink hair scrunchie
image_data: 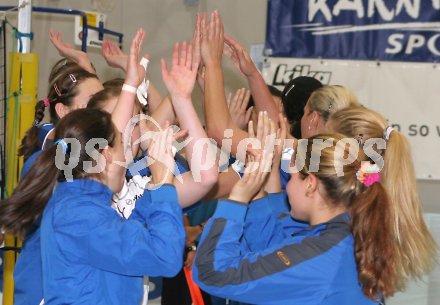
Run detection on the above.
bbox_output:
[43,98,50,107]
[356,163,381,187]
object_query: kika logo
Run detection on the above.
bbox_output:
[272,64,332,86]
[288,0,440,57]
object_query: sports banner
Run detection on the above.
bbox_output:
[262,57,440,179]
[266,0,440,62]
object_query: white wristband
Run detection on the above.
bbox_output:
[137,57,150,106]
[137,80,149,106]
[122,83,137,94]
[140,57,150,70]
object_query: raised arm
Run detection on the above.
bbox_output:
[139,16,209,131]
[227,88,253,131]
[49,30,96,73]
[201,11,248,161]
[265,114,288,194]
[112,29,147,133]
[102,39,164,113]
[224,34,279,123]
[101,39,128,71]
[161,41,218,207]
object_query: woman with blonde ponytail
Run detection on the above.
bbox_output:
[194,134,407,304]
[328,106,437,293]
[300,85,360,138]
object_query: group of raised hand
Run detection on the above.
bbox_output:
[49,10,288,206]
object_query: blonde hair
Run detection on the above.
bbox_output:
[300,134,397,299]
[328,107,438,295]
[307,85,360,122]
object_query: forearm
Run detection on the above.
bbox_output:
[112,90,136,132]
[111,30,145,133]
[204,65,249,159]
[137,96,176,152]
[204,65,235,140]
[149,96,176,128]
[169,96,218,204]
[171,96,211,168]
[247,72,279,123]
[77,57,96,74]
[147,82,164,113]
[203,170,240,200]
[264,160,282,193]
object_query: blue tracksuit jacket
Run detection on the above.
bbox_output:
[193,198,378,305]
[40,179,184,304]
[14,147,187,305]
[14,123,52,305]
[243,193,308,252]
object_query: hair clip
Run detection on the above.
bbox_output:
[355,134,364,145]
[54,139,70,154]
[284,83,295,97]
[43,97,50,107]
[53,84,62,96]
[328,101,333,112]
[356,163,381,187]
[69,74,77,83]
[383,126,394,141]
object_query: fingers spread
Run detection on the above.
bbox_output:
[172,42,179,67]
[180,41,187,66]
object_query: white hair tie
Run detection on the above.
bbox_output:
[384,126,394,141]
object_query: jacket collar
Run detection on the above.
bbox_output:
[55,178,112,203]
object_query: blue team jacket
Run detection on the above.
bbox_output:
[13,224,42,305]
[14,122,53,304]
[14,146,187,305]
[40,179,184,304]
[243,194,308,252]
[193,199,378,305]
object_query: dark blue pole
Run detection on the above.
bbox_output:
[0,6,124,52]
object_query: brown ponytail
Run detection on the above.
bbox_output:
[0,147,59,236]
[350,183,397,299]
[18,100,47,160]
[328,106,438,295]
[300,134,430,300]
[0,108,116,236]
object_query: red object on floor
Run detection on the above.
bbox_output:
[184,266,205,305]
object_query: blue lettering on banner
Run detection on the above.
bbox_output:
[266,0,440,62]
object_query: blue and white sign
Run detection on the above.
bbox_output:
[266,0,440,62]
[262,56,440,179]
